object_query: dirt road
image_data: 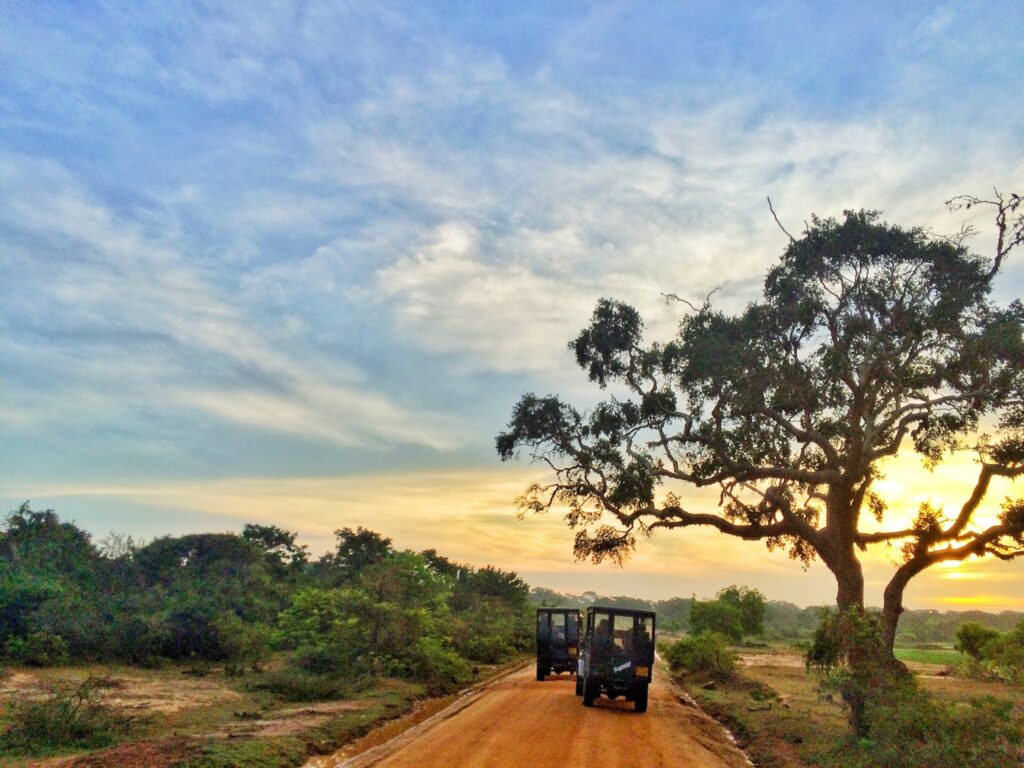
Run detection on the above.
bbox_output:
[308,666,749,768]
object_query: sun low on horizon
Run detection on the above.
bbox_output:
[3,2,1024,615]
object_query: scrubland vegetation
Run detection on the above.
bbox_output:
[3,501,1022,768]
[0,503,531,764]
[657,587,1024,768]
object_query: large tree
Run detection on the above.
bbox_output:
[497,194,1024,661]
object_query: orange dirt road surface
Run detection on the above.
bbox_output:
[307,665,750,768]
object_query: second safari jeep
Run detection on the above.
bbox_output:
[535,608,582,681]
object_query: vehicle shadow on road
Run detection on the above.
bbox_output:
[586,699,644,714]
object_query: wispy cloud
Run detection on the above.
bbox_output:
[2,1,1022,605]
[0,153,455,451]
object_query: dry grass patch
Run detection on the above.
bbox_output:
[685,646,1024,768]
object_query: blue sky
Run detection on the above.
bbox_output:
[2,1,1023,606]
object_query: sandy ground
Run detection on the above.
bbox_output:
[307,666,749,768]
[0,668,240,714]
[738,652,805,670]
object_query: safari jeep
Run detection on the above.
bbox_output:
[535,608,582,681]
[576,607,655,712]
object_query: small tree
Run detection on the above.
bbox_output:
[689,597,743,641]
[314,528,393,586]
[954,621,1001,661]
[497,194,1024,731]
[242,524,309,575]
[716,585,766,636]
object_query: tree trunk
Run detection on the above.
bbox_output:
[834,559,865,612]
[830,553,871,735]
[881,578,906,654]
[881,558,926,663]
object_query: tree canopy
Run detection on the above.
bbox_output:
[498,196,1024,654]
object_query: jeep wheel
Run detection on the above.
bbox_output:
[536,665,546,682]
[634,683,649,713]
[582,678,598,707]
[575,674,584,696]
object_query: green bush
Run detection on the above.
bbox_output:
[107,615,168,667]
[982,630,1024,685]
[180,737,307,768]
[4,630,68,666]
[954,621,1001,661]
[689,599,744,642]
[847,684,1024,768]
[0,677,130,754]
[454,633,513,664]
[250,669,354,702]
[409,637,473,695]
[211,615,273,674]
[663,631,736,678]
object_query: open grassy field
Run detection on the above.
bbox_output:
[0,657,522,768]
[892,647,963,667]
[683,646,1024,768]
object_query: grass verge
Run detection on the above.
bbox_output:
[679,647,1024,768]
[0,655,530,768]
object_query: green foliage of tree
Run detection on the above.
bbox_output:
[969,619,1024,685]
[211,614,273,674]
[4,630,68,666]
[315,527,393,586]
[0,504,531,701]
[242,523,309,577]
[717,586,766,635]
[690,597,744,642]
[655,597,693,631]
[275,587,371,674]
[689,586,766,641]
[954,621,1002,661]
[497,196,1024,732]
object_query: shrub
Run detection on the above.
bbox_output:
[409,637,472,695]
[954,621,1001,661]
[849,684,1024,768]
[454,633,513,664]
[689,599,744,642]
[0,677,130,754]
[663,631,736,678]
[250,669,353,702]
[4,630,67,666]
[291,642,360,676]
[982,630,1024,685]
[107,615,168,667]
[211,615,273,674]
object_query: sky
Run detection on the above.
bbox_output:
[2,1,1023,610]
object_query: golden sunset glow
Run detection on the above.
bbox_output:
[25,446,1024,611]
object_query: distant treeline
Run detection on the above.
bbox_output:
[1,503,532,694]
[529,587,1023,645]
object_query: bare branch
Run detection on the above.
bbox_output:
[662,284,722,312]
[947,189,1023,277]
[767,196,796,243]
